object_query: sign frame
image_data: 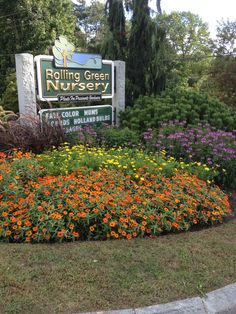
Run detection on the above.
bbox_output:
[34,55,114,102]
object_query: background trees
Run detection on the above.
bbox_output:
[155,11,212,89]
[0,0,235,112]
[208,20,236,108]
[0,0,77,95]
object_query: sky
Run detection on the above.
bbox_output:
[149,0,236,37]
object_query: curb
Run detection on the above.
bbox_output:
[78,282,236,314]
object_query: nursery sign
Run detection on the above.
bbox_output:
[35,36,114,102]
[39,105,113,133]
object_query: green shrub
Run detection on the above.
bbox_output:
[99,127,139,148]
[120,89,236,132]
[0,72,18,113]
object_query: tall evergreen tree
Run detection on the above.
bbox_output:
[102,0,126,59]
[126,0,152,102]
[126,0,167,103]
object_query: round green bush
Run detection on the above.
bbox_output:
[121,89,236,132]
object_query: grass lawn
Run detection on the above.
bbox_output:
[0,220,236,314]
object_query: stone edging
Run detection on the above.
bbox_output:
[78,282,236,314]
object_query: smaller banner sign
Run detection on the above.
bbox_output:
[39,105,113,133]
[58,94,102,102]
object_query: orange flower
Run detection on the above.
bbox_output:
[69,224,75,230]
[90,226,95,232]
[26,230,32,237]
[2,211,8,217]
[5,230,11,236]
[3,221,9,226]
[72,231,79,237]
[57,231,64,238]
[103,218,108,223]
[126,234,132,240]
[10,216,16,222]
[33,226,39,232]
[43,190,50,196]
[109,221,116,227]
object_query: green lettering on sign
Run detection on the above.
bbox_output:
[35,56,114,102]
[39,105,113,133]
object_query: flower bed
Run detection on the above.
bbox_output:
[0,149,231,243]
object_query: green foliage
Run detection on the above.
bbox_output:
[121,89,236,132]
[207,20,236,108]
[0,72,18,113]
[0,0,77,95]
[102,0,126,60]
[99,127,139,148]
[126,0,166,102]
[74,0,109,51]
[155,11,212,89]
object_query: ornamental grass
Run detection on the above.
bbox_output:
[0,149,231,243]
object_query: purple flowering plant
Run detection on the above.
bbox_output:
[143,121,236,187]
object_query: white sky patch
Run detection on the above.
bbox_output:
[149,0,236,37]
